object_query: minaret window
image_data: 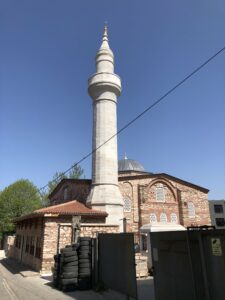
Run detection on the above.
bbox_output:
[160,213,167,223]
[156,184,165,202]
[170,213,178,223]
[124,198,131,212]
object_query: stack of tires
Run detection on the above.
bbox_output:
[59,246,78,291]
[78,237,92,290]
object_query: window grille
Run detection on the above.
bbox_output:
[156,184,165,202]
[124,198,131,212]
[188,202,195,218]
[170,213,178,223]
[160,213,167,223]
[150,213,157,223]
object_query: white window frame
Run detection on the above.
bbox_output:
[160,213,167,223]
[188,202,195,218]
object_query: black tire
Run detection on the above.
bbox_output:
[79,250,90,255]
[79,237,91,242]
[62,266,78,272]
[61,250,77,257]
[63,260,78,267]
[61,272,78,279]
[79,245,90,251]
[79,241,90,246]
[79,273,91,279]
[62,255,78,263]
[60,278,78,285]
[79,258,90,262]
[79,262,91,268]
[61,247,73,253]
[79,250,90,256]
[78,253,90,259]
[79,266,91,272]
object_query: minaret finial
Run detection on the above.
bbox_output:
[103,22,108,42]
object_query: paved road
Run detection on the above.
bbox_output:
[0,258,154,300]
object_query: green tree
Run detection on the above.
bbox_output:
[0,179,42,233]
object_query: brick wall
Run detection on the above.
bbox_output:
[119,175,211,238]
[50,180,91,206]
[41,216,119,274]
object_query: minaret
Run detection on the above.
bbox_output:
[86,25,123,229]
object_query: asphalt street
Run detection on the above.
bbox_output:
[0,258,154,300]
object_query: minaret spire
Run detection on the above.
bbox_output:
[96,24,114,73]
[99,23,110,50]
[103,23,108,41]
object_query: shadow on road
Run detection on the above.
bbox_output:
[0,258,34,275]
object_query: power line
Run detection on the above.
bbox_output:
[37,45,225,197]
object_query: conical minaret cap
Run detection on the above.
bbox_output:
[99,25,111,51]
[95,24,114,73]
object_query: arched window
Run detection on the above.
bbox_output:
[188,202,195,218]
[156,183,165,202]
[170,213,178,223]
[124,198,131,212]
[160,213,167,223]
[150,213,157,223]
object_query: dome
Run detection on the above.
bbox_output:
[118,156,145,172]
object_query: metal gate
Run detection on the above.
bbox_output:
[150,228,225,300]
[98,233,137,299]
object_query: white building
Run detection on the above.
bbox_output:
[209,200,225,229]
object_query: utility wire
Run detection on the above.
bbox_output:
[36,45,225,197]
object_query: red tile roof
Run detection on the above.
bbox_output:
[15,200,107,221]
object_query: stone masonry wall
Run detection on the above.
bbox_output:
[41,216,119,274]
[50,181,91,206]
[119,175,211,241]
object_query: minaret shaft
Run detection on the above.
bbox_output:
[86,26,123,228]
[92,99,118,185]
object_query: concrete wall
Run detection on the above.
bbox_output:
[209,200,225,229]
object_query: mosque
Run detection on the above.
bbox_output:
[12,26,211,274]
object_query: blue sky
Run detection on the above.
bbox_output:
[1,0,225,199]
